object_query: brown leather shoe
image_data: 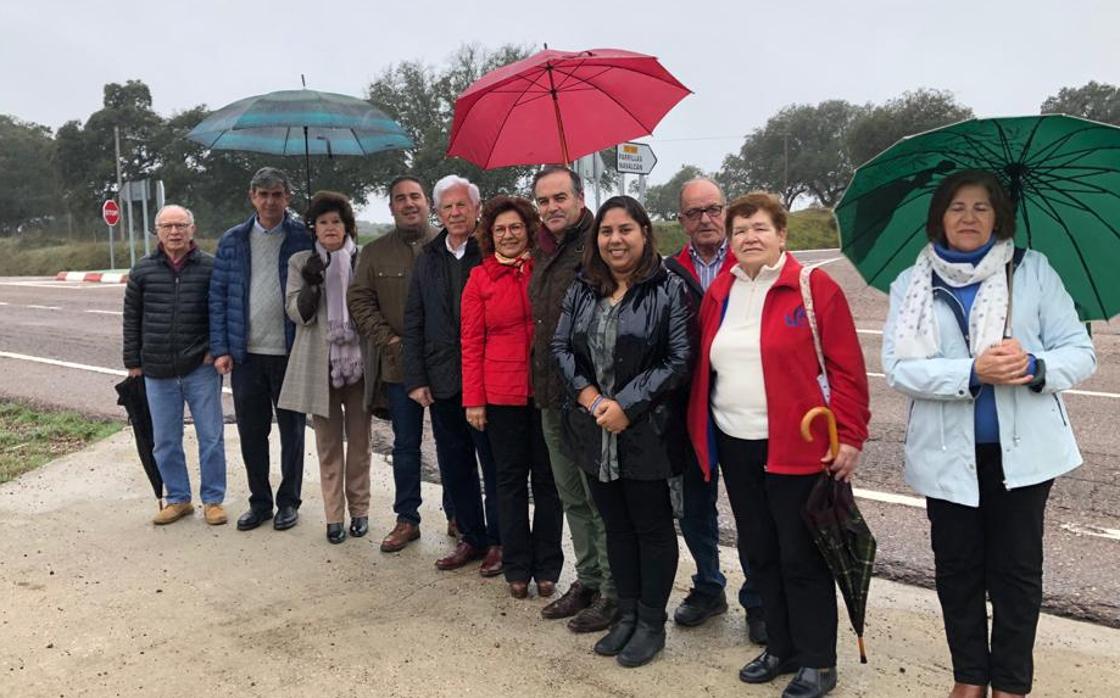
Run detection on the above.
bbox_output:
[541,581,597,620]
[568,595,618,633]
[537,580,556,598]
[510,581,529,599]
[435,541,484,570]
[380,521,420,553]
[479,545,503,577]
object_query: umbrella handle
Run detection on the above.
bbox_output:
[800,406,839,467]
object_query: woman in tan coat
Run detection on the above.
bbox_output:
[279,191,370,544]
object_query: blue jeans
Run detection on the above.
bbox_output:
[145,363,227,504]
[384,382,454,526]
[681,449,762,611]
[428,395,500,549]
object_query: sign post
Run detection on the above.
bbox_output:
[615,142,657,206]
[102,200,121,270]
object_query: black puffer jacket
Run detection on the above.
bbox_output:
[550,262,695,480]
[402,230,483,399]
[123,246,214,379]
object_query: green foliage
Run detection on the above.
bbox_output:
[642,165,705,220]
[846,89,973,168]
[0,115,61,234]
[1041,81,1120,125]
[0,401,121,483]
[0,237,217,276]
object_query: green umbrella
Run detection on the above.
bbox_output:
[834,114,1120,321]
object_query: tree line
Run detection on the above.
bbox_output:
[2,42,1118,237]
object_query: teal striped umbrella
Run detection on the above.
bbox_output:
[834,114,1120,321]
[187,89,412,195]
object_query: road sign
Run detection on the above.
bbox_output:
[616,142,657,175]
[102,200,121,226]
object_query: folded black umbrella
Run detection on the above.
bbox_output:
[801,407,876,664]
[114,375,163,504]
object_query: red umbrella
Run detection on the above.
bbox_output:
[446,48,691,168]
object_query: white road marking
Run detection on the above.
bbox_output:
[1061,523,1120,542]
[853,487,925,508]
[24,304,61,310]
[0,351,232,394]
[808,257,843,268]
[857,329,884,335]
[85,309,123,316]
[0,281,123,290]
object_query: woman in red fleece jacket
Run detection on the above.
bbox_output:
[462,195,564,600]
[686,192,869,698]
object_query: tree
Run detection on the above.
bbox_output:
[0,116,61,235]
[718,100,864,208]
[1041,81,1120,125]
[846,89,973,167]
[641,164,705,220]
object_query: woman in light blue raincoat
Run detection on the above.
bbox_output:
[882,170,1095,698]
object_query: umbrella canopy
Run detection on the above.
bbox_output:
[834,114,1120,321]
[446,48,690,168]
[186,89,412,195]
[114,375,163,505]
[800,407,876,663]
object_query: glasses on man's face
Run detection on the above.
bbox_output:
[681,204,724,222]
[156,222,191,232]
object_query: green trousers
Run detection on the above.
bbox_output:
[540,408,614,598]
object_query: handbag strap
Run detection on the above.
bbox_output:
[800,265,829,402]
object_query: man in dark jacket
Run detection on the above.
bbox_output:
[663,177,766,644]
[123,205,227,526]
[529,166,616,633]
[209,167,313,532]
[348,175,455,553]
[403,174,501,575]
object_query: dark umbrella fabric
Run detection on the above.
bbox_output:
[834,114,1120,321]
[114,375,162,503]
[800,406,875,663]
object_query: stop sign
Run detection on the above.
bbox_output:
[102,200,121,226]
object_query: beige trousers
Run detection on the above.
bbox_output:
[311,381,371,524]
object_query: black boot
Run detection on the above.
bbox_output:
[594,598,638,656]
[326,523,347,544]
[617,602,667,668]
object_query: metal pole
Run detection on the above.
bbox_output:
[141,187,150,257]
[114,127,125,269]
[783,133,789,195]
[125,185,136,268]
[107,224,115,269]
[638,175,647,206]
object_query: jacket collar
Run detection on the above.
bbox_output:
[536,208,592,255]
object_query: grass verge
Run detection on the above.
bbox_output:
[0,401,122,483]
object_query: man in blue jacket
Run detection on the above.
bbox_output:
[210,167,313,532]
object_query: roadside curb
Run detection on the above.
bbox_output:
[54,271,129,283]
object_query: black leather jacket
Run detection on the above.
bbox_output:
[550,261,695,480]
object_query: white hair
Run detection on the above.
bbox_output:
[432,175,480,209]
[154,204,195,225]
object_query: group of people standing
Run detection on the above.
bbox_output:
[122,161,1095,698]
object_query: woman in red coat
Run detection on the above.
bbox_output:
[462,195,564,599]
[686,192,870,698]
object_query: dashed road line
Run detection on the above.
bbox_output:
[85,309,124,316]
[0,351,232,395]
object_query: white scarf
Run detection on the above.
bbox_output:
[892,239,1013,359]
[316,237,362,388]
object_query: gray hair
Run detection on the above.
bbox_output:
[678,176,725,210]
[432,174,480,209]
[250,166,292,193]
[154,204,195,225]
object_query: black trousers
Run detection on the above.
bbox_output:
[486,406,564,584]
[230,353,306,512]
[587,477,678,612]
[926,444,1053,695]
[428,395,500,549]
[717,431,838,669]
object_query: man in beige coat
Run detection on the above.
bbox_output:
[348,175,453,552]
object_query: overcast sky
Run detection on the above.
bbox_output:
[3,0,1117,221]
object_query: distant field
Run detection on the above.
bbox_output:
[0,208,838,276]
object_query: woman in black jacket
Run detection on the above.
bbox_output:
[551,195,694,668]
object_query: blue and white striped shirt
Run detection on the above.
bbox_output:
[688,241,729,292]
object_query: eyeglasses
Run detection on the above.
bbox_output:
[156,222,191,232]
[681,205,724,222]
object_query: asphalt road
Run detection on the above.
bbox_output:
[2,251,1117,627]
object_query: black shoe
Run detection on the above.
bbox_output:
[349,516,369,538]
[781,667,837,698]
[747,607,769,645]
[673,588,728,627]
[236,508,273,531]
[326,523,347,544]
[739,649,798,684]
[273,506,299,530]
[616,603,666,668]
[593,598,638,656]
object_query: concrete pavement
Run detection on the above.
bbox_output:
[2,425,1118,697]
